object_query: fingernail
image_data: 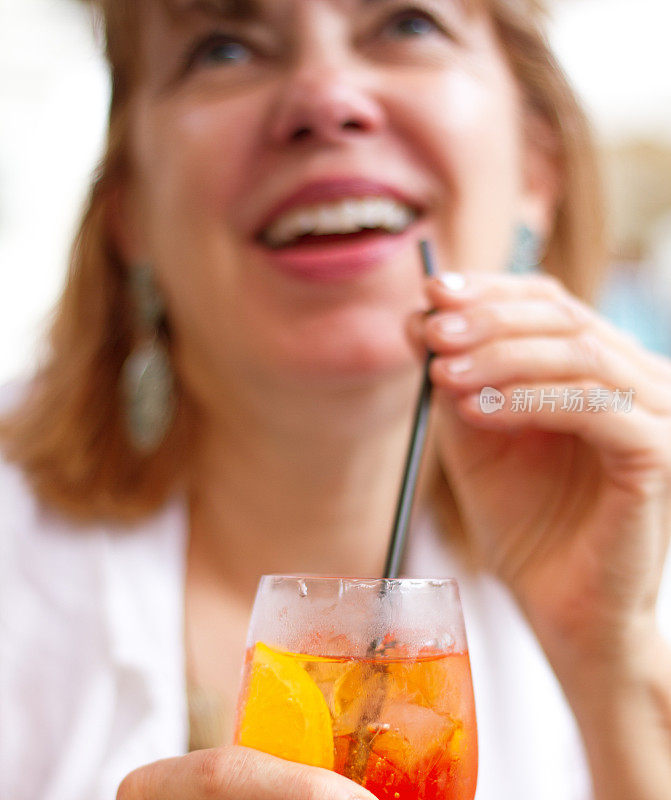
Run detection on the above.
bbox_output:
[436,313,469,335]
[446,356,473,374]
[439,272,467,292]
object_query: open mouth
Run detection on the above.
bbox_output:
[258,196,420,250]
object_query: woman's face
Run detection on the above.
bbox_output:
[120,0,541,400]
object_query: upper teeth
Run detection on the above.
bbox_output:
[263,197,417,247]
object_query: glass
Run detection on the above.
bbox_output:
[234,576,478,800]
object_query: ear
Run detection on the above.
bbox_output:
[106,180,149,267]
[519,109,563,241]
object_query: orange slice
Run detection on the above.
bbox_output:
[333,662,368,718]
[447,725,466,759]
[332,662,388,736]
[388,652,473,717]
[237,642,335,770]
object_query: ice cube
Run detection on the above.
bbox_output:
[372,700,456,778]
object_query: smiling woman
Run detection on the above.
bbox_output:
[2,2,671,800]
[1,0,603,520]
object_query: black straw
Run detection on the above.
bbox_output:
[382,240,437,579]
[347,248,438,781]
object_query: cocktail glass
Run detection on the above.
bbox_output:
[234,576,477,800]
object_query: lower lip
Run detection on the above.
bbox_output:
[253,226,419,283]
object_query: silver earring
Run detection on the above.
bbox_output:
[121,265,176,454]
[508,223,543,274]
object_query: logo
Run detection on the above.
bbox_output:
[479,387,505,414]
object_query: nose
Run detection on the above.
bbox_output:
[268,61,385,146]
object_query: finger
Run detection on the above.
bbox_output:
[425,272,671,385]
[422,299,589,354]
[589,313,671,381]
[429,334,668,411]
[424,272,569,310]
[116,746,376,800]
[443,381,665,460]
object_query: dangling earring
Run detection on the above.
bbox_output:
[508,223,544,274]
[121,264,176,454]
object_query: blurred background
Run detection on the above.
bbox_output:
[1,0,670,385]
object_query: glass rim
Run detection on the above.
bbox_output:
[260,574,459,588]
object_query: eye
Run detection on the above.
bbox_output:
[184,33,253,72]
[383,8,446,39]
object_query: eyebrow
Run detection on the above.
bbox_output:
[166,0,257,20]
[167,0,451,21]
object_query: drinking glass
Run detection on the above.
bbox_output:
[234,576,477,800]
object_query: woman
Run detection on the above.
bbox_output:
[1,0,670,798]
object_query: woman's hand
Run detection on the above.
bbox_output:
[410,272,671,799]
[409,272,671,677]
[117,746,376,800]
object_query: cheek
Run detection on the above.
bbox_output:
[129,95,267,372]
[392,66,523,272]
[132,92,268,293]
[135,91,265,243]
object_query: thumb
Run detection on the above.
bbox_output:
[117,745,378,800]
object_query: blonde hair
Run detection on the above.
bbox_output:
[0,0,606,522]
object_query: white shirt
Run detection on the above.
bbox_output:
[1,415,670,799]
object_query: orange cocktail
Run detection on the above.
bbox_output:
[234,577,477,800]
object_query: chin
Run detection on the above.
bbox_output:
[275,328,419,385]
